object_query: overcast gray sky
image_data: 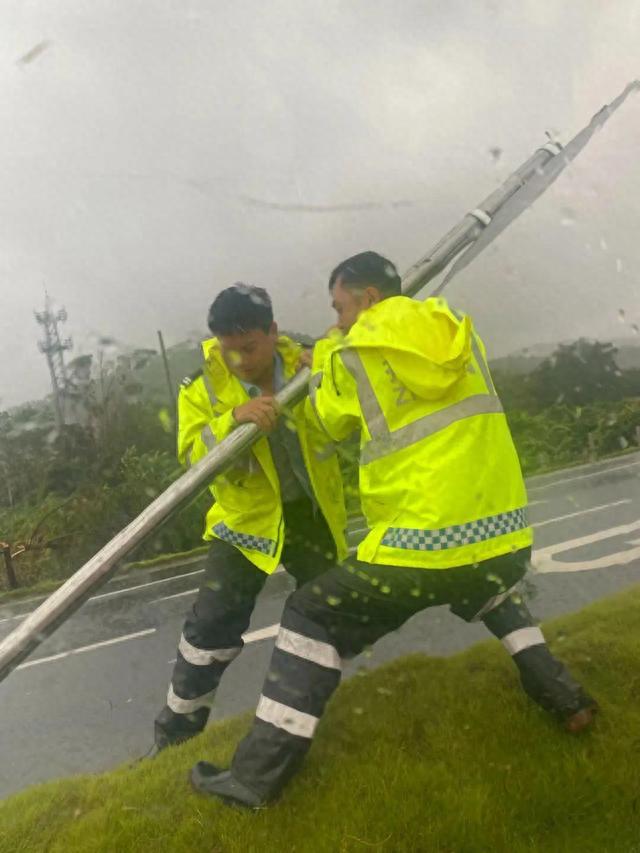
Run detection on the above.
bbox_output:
[1,1,639,409]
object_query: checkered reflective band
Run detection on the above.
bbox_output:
[381,507,528,551]
[212,522,277,555]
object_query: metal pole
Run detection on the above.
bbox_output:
[0,373,310,680]
[0,130,608,682]
[157,330,175,411]
[401,147,557,298]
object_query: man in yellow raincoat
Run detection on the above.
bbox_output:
[189,253,596,808]
[154,284,347,749]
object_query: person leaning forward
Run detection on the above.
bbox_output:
[154,283,347,749]
[187,252,598,808]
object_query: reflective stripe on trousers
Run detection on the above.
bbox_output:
[228,561,591,802]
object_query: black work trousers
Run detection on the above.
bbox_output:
[154,499,336,748]
[228,547,594,801]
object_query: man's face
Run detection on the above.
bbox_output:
[218,323,278,383]
[331,278,376,333]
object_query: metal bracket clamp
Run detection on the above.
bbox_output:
[539,141,563,156]
[468,208,492,227]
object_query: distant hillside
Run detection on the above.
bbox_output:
[490,337,640,375]
[136,341,203,403]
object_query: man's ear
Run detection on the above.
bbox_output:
[269,321,279,339]
[364,286,383,306]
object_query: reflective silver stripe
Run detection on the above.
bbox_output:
[275,628,341,671]
[470,335,496,395]
[202,371,217,407]
[167,683,217,714]
[470,585,519,622]
[255,694,319,739]
[340,350,387,437]
[361,394,503,465]
[451,308,496,395]
[342,320,502,464]
[201,424,216,450]
[501,627,546,656]
[309,371,322,407]
[178,634,241,666]
[308,370,341,449]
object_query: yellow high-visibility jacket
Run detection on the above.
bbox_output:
[178,336,347,573]
[308,296,533,569]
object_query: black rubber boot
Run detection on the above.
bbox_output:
[563,699,599,733]
[154,706,209,751]
[189,762,267,809]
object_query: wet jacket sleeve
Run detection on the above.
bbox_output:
[306,348,361,442]
[177,382,237,468]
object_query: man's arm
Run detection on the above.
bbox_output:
[306,346,361,442]
[178,378,280,468]
[177,383,238,468]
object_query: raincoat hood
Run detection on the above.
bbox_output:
[341,296,473,400]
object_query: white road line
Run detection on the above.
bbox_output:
[0,568,208,626]
[533,517,640,573]
[88,568,205,602]
[151,565,286,605]
[527,452,640,483]
[153,588,200,603]
[167,622,280,663]
[533,500,632,529]
[15,629,157,671]
[0,613,25,625]
[529,461,640,492]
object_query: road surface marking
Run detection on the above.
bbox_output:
[529,461,640,493]
[0,568,209,626]
[151,566,286,604]
[533,500,632,529]
[167,623,280,663]
[527,452,640,484]
[0,613,24,625]
[152,588,199,603]
[15,629,157,671]
[88,568,206,602]
[533,518,640,573]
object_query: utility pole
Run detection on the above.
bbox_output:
[157,330,175,409]
[35,294,72,430]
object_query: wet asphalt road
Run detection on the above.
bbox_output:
[0,452,639,799]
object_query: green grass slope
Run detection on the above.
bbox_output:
[1,585,639,853]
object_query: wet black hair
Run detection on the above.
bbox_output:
[207,283,273,335]
[328,251,401,297]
